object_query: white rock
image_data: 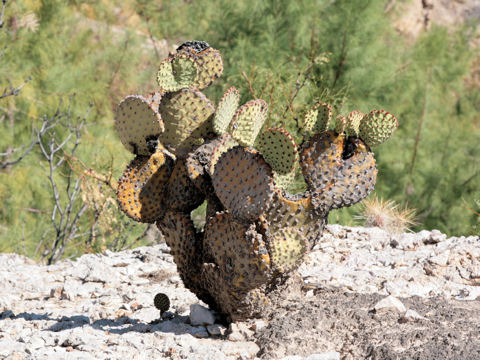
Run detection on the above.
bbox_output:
[227,322,254,341]
[306,353,341,360]
[280,356,304,360]
[374,295,406,313]
[189,304,215,326]
[400,309,428,323]
[429,250,450,266]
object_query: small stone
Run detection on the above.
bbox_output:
[374,295,406,313]
[206,324,226,336]
[399,309,428,323]
[252,319,267,332]
[429,250,450,267]
[191,326,209,338]
[306,353,341,360]
[227,322,254,341]
[189,304,215,326]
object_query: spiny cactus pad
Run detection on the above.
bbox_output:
[158,88,215,155]
[229,99,268,147]
[213,87,240,135]
[302,102,333,134]
[212,146,274,221]
[359,110,398,147]
[334,114,347,135]
[117,150,173,223]
[346,110,364,137]
[176,42,224,90]
[114,41,396,321]
[257,127,298,175]
[156,55,198,92]
[115,94,164,156]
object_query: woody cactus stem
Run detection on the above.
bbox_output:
[113,40,399,321]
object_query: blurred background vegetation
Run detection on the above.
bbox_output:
[1,0,479,262]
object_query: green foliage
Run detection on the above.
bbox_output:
[1,0,479,263]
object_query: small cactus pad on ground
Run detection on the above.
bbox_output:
[213,87,240,135]
[154,293,170,314]
[115,94,164,156]
[158,88,215,155]
[257,127,299,175]
[229,99,268,147]
[114,42,397,321]
[156,55,198,92]
[358,110,398,147]
[117,150,173,223]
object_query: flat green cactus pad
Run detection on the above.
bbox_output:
[334,115,346,134]
[177,44,224,90]
[159,89,215,155]
[117,150,173,223]
[272,167,296,190]
[346,110,364,137]
[257,127,298,175]
[229,99,268,147]
[212,146,274,221]
[269,226,308,273]
[213,87,240,135]
[359,110,398,147]
[156,55,198,92]
[203,212,271,291]
[115,94,164,156]
[302,102,333,134]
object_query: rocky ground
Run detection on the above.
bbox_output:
[0,225,479,360]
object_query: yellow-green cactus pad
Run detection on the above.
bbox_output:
[213,87,240,135]
[115,94,164,156]
[165,158,205,212]
[159,88,215,155]
[203,212,271,291]
[268,226,308,273]
[302,102,333,133]
[334,115,346,135]
[272,167,296,191]
[229,99,268,147]
[359,110,398,147]
[257,127,298,175]
[212,146,274,221]
[176,41,223,90]
[346,110,364,137]
[116,150,173,223]
[156,55,198,92]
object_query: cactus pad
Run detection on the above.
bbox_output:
[273,167,297,190]
[158,89,215,155]
[358,110,398,147]
[346,110,364,136]
[165,158,205,213]
[212,146,274,221]
[176,42,223,90]
[302,102,333,134]
[203,212,271,291]
[268,227,308,273]
[208,135,238,176]
[115,94,164,156]
[117,150,173,223]
[229,99,268,147]
[334,115,347,135]
[213,87,240,135]
[257,128,298,175]
[156,55,198,92]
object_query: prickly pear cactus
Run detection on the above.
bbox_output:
[113,40,399,321]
